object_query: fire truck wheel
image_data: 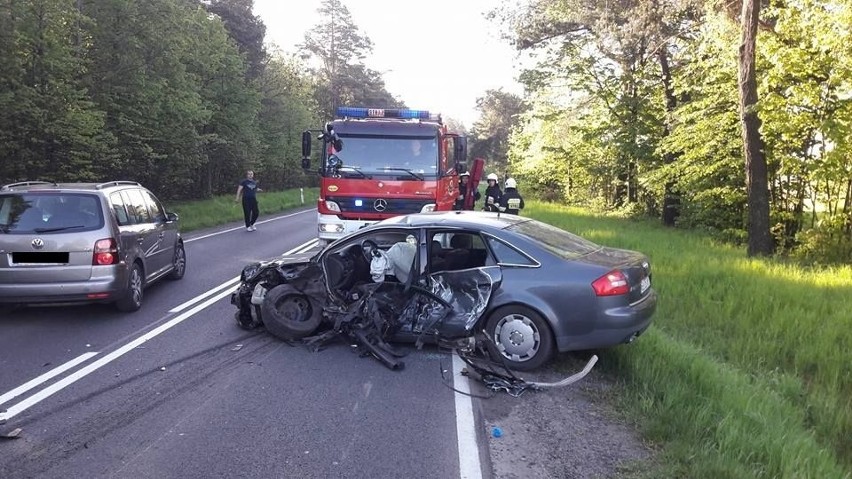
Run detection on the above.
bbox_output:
[260,285,321,340]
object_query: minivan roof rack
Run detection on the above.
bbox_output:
[1,180,58,191]
[95,181,141,189]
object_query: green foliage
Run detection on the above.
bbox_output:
[496,0,852,264]
[0,0,110,182]
[299,0,402,118]
[166,187,318,233]
[526,201,852,477]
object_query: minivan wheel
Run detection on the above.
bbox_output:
[116,263,144,312]
[167,242,186,280]
[484,305,555,371]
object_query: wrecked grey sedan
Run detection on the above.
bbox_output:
[231,211,657,371]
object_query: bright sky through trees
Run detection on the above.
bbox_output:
[253,0,524,126]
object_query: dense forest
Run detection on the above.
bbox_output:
[1,0,849,263]
[0,0,400,199]
[484,0,851,263]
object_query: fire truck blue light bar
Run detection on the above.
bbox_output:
[336,107,437,120]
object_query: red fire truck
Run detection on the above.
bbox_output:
[301,107,476,245]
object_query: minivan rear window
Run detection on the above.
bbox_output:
[0,193,104,233]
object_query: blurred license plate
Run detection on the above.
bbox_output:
[640,276,651,293]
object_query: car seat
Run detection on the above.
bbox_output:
[443,234,472,271]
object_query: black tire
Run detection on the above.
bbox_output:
[484,305,555,371]
[116,263,144,312]
[167,241,186,280]
[260,285,321,340]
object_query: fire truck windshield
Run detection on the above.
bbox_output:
[330,136,439,179]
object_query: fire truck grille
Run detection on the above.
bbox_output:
[327,196,431,215]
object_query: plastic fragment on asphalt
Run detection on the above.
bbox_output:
[159,367,166,371]
[0,428,22,439]
[491,426,503,438]
[231,344,243,351]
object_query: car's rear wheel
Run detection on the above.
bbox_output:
[260,285,321,340]
[485,305,554,371]
[116,263,144,312]
[167,242,186,280]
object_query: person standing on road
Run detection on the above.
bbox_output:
[483,173,503,212]
[235,170,262,231]
[454,172,481,210]
[498,177,525,215]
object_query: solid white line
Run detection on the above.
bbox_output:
[185,208,314,243]
[0,352,99,407]
[0,287,235,422]
[168,276,241,313]
[287,238,319,255]
[453,354,483,479]
[168,238,319,314]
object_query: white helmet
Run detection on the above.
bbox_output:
[459,172,470,177]
[505,177,517,189]
[486,173,498,181]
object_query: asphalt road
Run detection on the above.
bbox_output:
[0,208,488,479]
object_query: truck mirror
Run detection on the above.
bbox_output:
[301,131,312,169]
[455,137,468,163]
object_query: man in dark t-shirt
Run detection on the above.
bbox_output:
[235,170,262,231]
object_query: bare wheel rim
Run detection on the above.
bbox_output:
[275,295,311,323]
[493,313,541,363]
[129,267,143,306]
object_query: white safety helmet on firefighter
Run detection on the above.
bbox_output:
[505,177,517,189]
[486,173,499,182]
[459,172,470,177]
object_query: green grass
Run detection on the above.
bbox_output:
[526,201,852,479]
[165,188,318,233]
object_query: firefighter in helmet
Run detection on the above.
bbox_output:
[454,172,480,210]
[483,173,502,212]
[498,177,525,215]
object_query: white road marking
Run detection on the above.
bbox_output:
[453,354,482,479]
[168,276,241,313]
[0,236,320,422]
[184,208,314,243]
[0,352,98,407]
[0,287,234,421]
[168,238,319,314]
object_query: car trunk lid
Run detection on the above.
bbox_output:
[0,233,95,284]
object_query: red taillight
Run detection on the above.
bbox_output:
[93,238,118,265]
[592,270,630,296]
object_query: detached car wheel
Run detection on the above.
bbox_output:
[116,263,144,312]
[260,285,321,340]
[485,305,554,371]
[167,242,186,280]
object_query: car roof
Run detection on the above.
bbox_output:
[1,181,142,193]
[377,211,532,231]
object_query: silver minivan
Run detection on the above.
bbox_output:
[0,181,186,311]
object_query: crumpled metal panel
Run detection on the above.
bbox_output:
[423,266,502,338]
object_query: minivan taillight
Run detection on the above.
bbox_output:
[592,270,629,296]
[93,238,119,265]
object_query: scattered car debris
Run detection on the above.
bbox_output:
[0,428,22,440]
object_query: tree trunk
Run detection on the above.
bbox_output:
[659,47,680,226]
[738,0,773,256]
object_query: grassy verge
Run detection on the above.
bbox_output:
[165,188,318,233]
[526,201,851,478]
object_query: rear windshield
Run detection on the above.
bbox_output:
[0,193,104,234]
[508,219,601,259]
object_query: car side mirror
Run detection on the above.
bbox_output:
[166,212,179,222]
